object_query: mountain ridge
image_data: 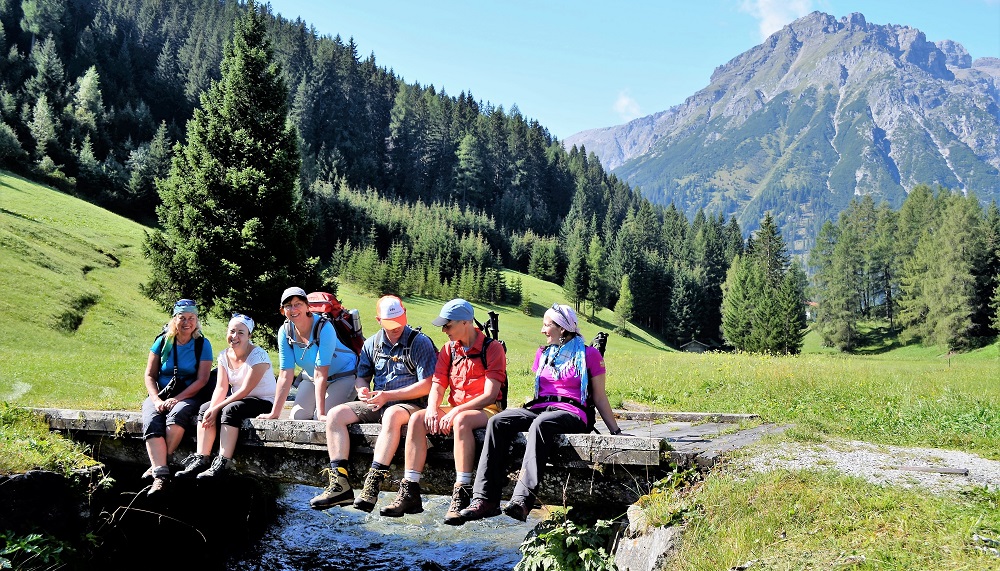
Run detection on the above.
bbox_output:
[564,11,1000,248]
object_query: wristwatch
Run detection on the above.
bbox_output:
[610,427,622,435]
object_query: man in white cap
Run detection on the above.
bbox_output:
[388,298,506,524]
[259,286,358,421]
[310,295,437,512]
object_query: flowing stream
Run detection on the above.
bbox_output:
[225,484,530,570]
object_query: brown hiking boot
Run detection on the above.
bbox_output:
[458,497,500,522]
[378,479,423,517]
[309,467,354,510]
[443,483,473,526]
[147,475,169,497]
[353,468,390,512]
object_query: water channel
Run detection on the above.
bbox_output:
[226,484,530,570]
[92,471,530,570]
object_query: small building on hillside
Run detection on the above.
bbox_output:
[680,339,711,353]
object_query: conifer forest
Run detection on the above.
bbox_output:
[2,0,996,352]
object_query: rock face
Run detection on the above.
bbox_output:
[564,11,1000,246]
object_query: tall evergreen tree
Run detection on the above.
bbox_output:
[143,1,316,338]
[721,254,755,350]
[614,274,634,336]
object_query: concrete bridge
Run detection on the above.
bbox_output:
[38,407,786,510]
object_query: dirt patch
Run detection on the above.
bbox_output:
[730,439,1000,494]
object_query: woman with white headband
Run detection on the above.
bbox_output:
[175,313,277,479]
[460,303,623,523]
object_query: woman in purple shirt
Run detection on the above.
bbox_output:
[458,303,623,524]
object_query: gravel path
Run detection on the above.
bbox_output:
[730,439,1000,494]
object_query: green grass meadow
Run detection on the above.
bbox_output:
[3,173,1000,569]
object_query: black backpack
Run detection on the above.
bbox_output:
[373,326,437,376]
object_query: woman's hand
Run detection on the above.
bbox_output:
[202,407,218,428]
[156,397,178,413]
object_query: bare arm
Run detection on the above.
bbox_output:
[313,365,331,420]
[144,352,165,410]
[259,369,295,419]
[423,382,447,433]
[590,373,621,434]
[365,376,433,409]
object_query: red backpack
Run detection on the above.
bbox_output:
[305,292,365,355]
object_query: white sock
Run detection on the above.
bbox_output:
[405,470,421,483]
[456,472,473,485]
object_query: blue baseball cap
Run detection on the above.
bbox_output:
[173,299,198,316]
[432,299,474,327]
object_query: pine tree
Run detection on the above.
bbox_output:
[614,274,634,336]
[777,262,807,354]
[28,93,56,158]
[721,255,755,350]
[143,1,315,339]
[71,65,103,135]
[585,234,606,318]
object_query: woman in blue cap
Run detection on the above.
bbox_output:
[141,299,215,496]
[175,313,276,479]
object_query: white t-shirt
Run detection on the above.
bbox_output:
[218,345,277,402]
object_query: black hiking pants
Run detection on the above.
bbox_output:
[472,406,586,504]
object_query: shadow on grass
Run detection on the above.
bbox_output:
[851,325,906,355]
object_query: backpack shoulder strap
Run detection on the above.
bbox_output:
[195,336,205,362]
[153,331,167,355]
[479,336,492,369]
[312,315,326,347]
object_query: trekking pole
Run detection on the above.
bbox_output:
[488,311,500,339]
[592,332,608,356]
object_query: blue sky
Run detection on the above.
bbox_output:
[267,1,1000,140]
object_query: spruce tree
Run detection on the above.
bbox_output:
[721,255,755,350]
[777,262,808,354]
[614,274,634,336]
[143,2,316,338]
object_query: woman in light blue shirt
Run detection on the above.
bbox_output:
[260,287,358,420]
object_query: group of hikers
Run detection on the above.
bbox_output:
[140,287,622,525]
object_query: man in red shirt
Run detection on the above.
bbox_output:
[379,299,507,524]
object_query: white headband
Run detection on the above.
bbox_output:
[546,304,578,334]
[229,313,255,335]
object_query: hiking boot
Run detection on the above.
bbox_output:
[458,498,500,522]
[147,475,169,497]
[379,479,423,517]
[196,456,230,479]
[310,467,354,510]
[353,468,390,512]
[141,466,154,479]
[502,497,531,522]
[443,483,473,526]
[174,454,212,479]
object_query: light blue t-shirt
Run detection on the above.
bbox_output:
[277,314,357,377]
[150,335,214,388]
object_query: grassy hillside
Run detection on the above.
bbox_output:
[0,172,671,410]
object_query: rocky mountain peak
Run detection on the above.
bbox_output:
[563,11,1000,251]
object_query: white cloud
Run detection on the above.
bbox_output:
[613,91,641,122]
[740,0,814,40]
